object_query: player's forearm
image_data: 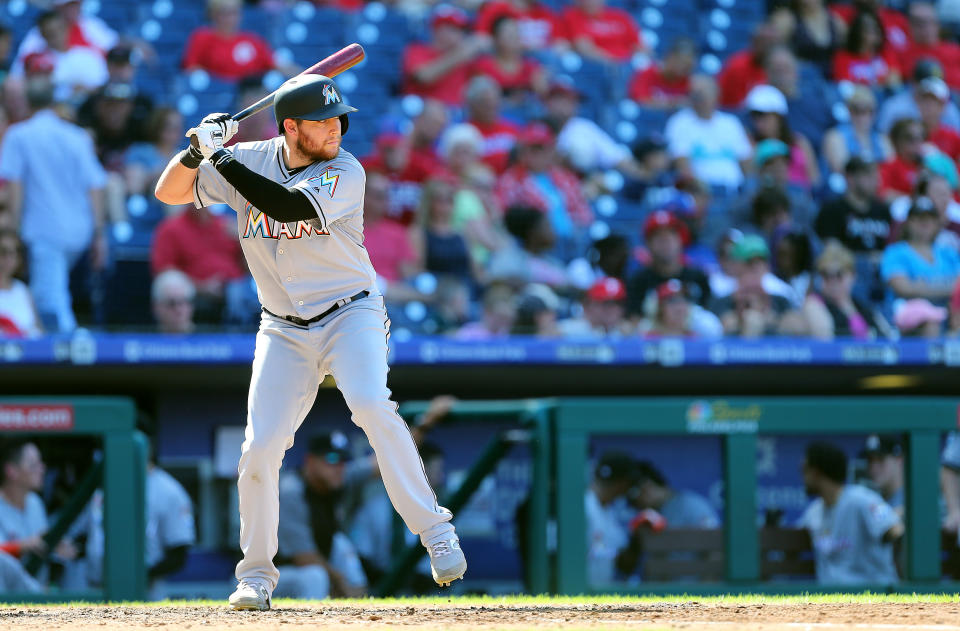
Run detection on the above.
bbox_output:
[155,153,201,206]
[209,150,316,223]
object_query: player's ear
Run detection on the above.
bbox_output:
[282,118,298,137]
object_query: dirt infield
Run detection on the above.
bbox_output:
[2,600,960,631]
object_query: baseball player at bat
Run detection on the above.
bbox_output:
[154,74,466,610]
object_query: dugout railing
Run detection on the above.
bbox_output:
[0,397,146,602]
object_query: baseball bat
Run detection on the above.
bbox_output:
[230,43,365,122]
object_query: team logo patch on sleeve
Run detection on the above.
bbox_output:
[307,170,340,198]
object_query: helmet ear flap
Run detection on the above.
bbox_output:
[339,114,349,136]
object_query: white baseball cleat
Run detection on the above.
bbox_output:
[426,535,467,587]
[228,580,271,611]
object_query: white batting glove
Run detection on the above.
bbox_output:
[200,112,238,143]
[185,122,226,160]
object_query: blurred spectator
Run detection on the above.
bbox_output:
[496,123,592,253]
[877,60,960,133]
[402,5,486,106]
[902,2,960,88]
[952,281,960,335]
[471,14,547,103]
[558,277,629,338]
[488,206,571,289]
[151,269,196,335]
[814,157,890,261]
[799,440,902,585]
[832,9,901,89]
[770,0,846,78]
[465,76,520,174]
[941,432,960,532]
[410,178,477,287]
[0,76,106,332]
[0,24,11,81]
[710,230,797,302]
[805,241,889,340]
[17,0,117,58]
[665,74,753,190]
[830,0,912,52]
[628,37,696,109]
[744,142,818,232]
[182,0,284,81]
[230,77,277,144]
[920,173,960,248]
[362,132,434,225]
[87,82,142,172]
[915,77,960,161]
[0,228,41,338]
[0,550,40,593]
[439,124,506,268]
[881,196,960,308]
[772,230,815,300]
[475,0,568,51]
[0,439,77,583]
[561,0,645,64]
[643,279,697,338]
[764,46,836,149]
[454,283,516,339]
[124,107,184,198]
[587,234,630,282]
[879,118,925,197]
[622,134,672,200]
[894,297,947,336]
[745,84,820,188]
[627,210,710,318]
[822,86,892,173]
[545,78,638,177]
[423,277,472,334]
[711,235,806,337]
[275,432,367,599]
[629,460,719,528]
[716,23,778,109]
[150,206,250,325]
[585,451,637,587]
[748,184,792,244]
[409,99,449,173]
[512,284,560,337]
[77,46,154,140]
[363,171,419,285]
[863,434,904,516]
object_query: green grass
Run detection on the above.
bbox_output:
[2,593,958,608]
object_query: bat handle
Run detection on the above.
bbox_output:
[231,94,273,122]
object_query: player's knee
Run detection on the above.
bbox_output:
[238,435,286,471]
[343,397,393,430]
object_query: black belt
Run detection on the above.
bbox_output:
[264,291,369,327]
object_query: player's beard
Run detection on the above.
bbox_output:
[296,132,341,162]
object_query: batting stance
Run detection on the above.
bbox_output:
[154,75,466,610]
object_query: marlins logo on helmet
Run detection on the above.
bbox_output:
[322,84,342,105]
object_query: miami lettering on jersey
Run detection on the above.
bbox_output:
[242,202,328,239]
[306,170,339,198]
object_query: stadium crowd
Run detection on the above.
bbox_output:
[2,0,960,341]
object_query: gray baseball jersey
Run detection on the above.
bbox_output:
[193,137,376,319]
[799,484,900,585]
[660,491,720,529]
[0,491,47,543]
[943,432,960,470]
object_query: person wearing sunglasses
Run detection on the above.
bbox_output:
[823,86,891,175]
[150,269,196,335]
[805,241,890,340]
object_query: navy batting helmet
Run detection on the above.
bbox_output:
[273,74,357,135]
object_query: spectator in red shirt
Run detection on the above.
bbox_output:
[472,14,547,103]
[830,0,911,52]
[879,118,925,198]
[182,0,280,81]
[561,0,646,64]
[475,0,568,51]
[465,75,521,174]
[832,9,902,89]
[402,5,488,107]
[151,205,249,323]
[902,2,960,90]
[362,171,420,285]
[628,37,696,109]
[717,23,779,108]
[362,131,438,224]
[408,99,449,176]
[916,76,960,161]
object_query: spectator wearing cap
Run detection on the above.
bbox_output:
[716,23,778,109]
[830,0,911,52]
[495,122,592,256]
[665,74,753,190]
[915,76,960,162]
[543,79,640,177]
[822,86,892,174]
[863,434,905,515]
[627,460,719,529]
[747,185,792,246]
[894,297,947,336]
[881,196,960,310]
[746,85,820,189]
[402,5,487,107]
[87,82,143,173]
[275,432,368,599]
[878,60,960,134]
[816,157,892,255]
[710,235,806,337]
[151,269,196,335]
[902,2,960,89]
[561,0,646,64]
[511,284,560,337]
[182,0,292,82]
[743,140,817,235]
[799,440,902,585]
[832,9,902,89]
[475,0,568,51]
[465,76,521,174]
[558,277,629,338]
[487,206,572,289]
[769,0,846,79]
[586,451,638,587]
[879,118,926,198]
[471,14,547,103]
[627,211,710,322]
[454,283,517,340]
[628,37,696,109]
[805,241,891,340]
[764,46,836,151]
[643,279,697,338]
